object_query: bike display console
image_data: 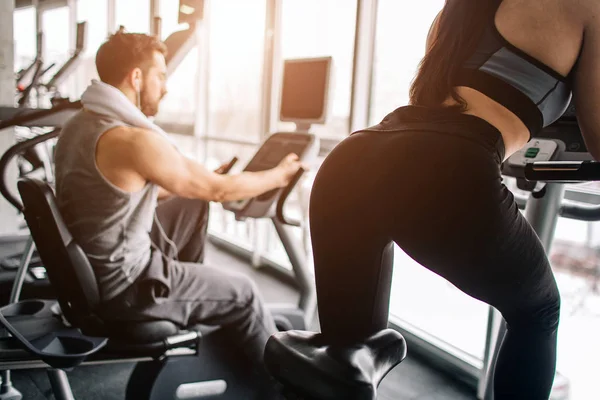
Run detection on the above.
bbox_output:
[502,102,593,191]
[223,132,318,219]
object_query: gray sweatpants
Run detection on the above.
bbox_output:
[103,196,278,368]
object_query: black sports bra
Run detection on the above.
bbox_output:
[455,0,573,137]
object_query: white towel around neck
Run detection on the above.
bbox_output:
[80,79,179,149]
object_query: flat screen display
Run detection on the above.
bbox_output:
[280,57,331,123]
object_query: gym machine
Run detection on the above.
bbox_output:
[0,7,210,397]
[264,102,600,400]
[15,32,44,109]
[0,133,316,400]
[0,46,328,400]
[480,103,599,399]
[261,55,408,400]
[11,21,86,112]
[223,132,319,330]
[219,55,340,332]
[42,22,87,104]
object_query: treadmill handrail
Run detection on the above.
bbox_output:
[0,130,60,211]
[45,21,87,89]
[0,100,81,130]
[17,59,44,108]
[16,59,39,85]
[38,62,57,82]
[44,49,83,89]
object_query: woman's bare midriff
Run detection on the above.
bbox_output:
[453,87,531,161]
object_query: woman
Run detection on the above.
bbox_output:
[310,0,598,398]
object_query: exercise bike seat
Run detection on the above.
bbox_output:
[264,329,407,400]
[85,317,182,344]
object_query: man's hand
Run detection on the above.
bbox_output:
[274,153,305,187]
[214,157,238,174]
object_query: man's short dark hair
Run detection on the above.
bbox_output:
[96,30,167,86]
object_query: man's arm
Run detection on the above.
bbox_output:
[157,161,231,199]
[102,127,300,202]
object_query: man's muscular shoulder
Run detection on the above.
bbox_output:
[97,126,152,154]
[96,126,155,192]
[97,126,170,162]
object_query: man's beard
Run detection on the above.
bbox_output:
[139,86,161,117]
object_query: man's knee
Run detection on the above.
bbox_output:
[234,274,262,308]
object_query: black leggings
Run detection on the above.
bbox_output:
[309,106,560,400]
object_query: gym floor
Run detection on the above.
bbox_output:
[9,240,477,399]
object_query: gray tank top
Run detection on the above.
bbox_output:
[54,110,158,302]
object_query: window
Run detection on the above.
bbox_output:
[13,7,36,72]
[42,7,70,69]
[159,0,185,39]
[151,1,198,136]
[369,0,443,125]
[205,0,355,264]
[77,0,108,57]
[389,247,490,362]
[39,6,71,104]
[70,0,108,98]
[155,50,199,136]
[549,203,600,399]
[206,0,267,142]
[115,0,150,34]
[275,0,357,139]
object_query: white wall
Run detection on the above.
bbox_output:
[0,0,20,233]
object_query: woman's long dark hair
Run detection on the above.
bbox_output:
[409,0,499,111]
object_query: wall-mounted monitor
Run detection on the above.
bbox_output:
[279,56,332,126]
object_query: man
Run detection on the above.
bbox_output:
[54,31,302,390]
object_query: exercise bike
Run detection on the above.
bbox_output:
[0,132,318,400]
[264,103,600,400]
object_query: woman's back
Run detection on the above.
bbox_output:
[495,0,582,78]
[427,0,598,158]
